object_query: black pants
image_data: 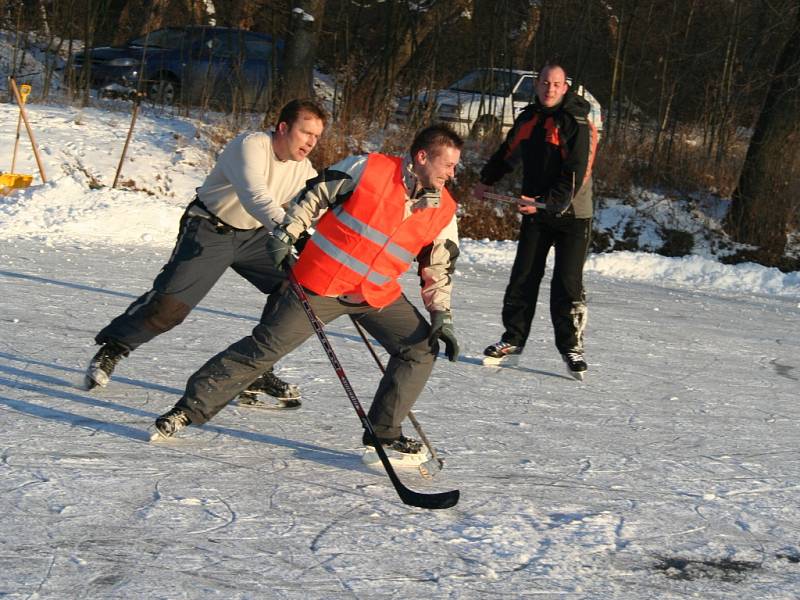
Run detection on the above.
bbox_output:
[96,209,285,351]
[177,291,436,440]
[501,213,591,354]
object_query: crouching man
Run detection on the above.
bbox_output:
[153,124,463,459]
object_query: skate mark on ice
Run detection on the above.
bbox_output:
[459,354,568,379]
[0,394,150,441]
[134,481,238,535]
[0,352,183,395]
[769,358,797,381]
[0,380,358,472]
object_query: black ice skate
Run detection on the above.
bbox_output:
[84,341,128,390]
[151,407,190,441]
[234,369,301,409]
[482,340,523,366]
[562,351,588,381]
[362,432,429,468]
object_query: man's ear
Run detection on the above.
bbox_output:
[277,121,288,135]
[414,149,428,165]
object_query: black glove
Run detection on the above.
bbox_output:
[294,230,311,255]
[428,310,459,362]
[266,228,295,270]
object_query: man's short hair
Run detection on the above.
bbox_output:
[277,99,328,128]
[537,60,569,80]
[410,124,464,157]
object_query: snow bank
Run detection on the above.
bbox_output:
[1,100,797,299]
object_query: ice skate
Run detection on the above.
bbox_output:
[562,351,587,381]
[84,341,127,389]
[234,370,301,409]
[482,340,523,366]
[151,407,190,441]
[361,432,430,468]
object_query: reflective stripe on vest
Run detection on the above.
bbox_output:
[312,232,391,286]
[333,206,416,264]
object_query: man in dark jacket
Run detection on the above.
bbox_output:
[473,62,594,380]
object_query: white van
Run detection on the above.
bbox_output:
[394,68,603,139]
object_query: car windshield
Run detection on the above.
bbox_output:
[449,69,520,96]
[129,29,188,49]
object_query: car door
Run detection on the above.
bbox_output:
[180,29,236,109]
[223,32,278,111]
[511,75,536,120]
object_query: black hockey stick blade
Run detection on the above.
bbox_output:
[366,428,459,509]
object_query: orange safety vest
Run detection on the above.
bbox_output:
[293,153,457,308]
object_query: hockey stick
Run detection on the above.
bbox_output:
[349,315,444,479]
[287,271,459,510]
[482,191,546,208]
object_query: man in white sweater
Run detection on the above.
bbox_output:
[85,99,326,408]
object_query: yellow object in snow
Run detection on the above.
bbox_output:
[0,173,33,195]
[18,84,32,103]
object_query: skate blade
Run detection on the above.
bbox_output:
[418,457,444,479]
[149,430,171,442]
[84,371,108,390]
[567,368,586,381]
[233,396,302,410]
[482,354,521,367]
[361,446,431,468]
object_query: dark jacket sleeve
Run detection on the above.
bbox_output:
[544,114,590,214]
[478,108,537,185]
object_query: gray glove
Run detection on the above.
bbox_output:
[428,310,459,362]
[266,228,295,270]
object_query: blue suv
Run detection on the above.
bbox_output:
[73,26,283,111]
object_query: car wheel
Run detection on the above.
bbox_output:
[470,116,500,139]
[148,76,179,106]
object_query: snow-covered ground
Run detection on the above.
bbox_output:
[2,99,800,598]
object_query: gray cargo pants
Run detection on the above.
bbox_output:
[176,289,436,440]
[96,208,285,351]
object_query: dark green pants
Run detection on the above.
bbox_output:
[177,290,436,440]
[96,211,284,351]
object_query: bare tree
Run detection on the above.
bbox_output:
[275,0,325,106]
[726,1,800,262]
[344,0,470,119]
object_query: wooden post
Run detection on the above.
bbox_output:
[9,77,47,183]
[10,83,31,173]
[113,92,142,188]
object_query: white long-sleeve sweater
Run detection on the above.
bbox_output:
[195,131,317,230]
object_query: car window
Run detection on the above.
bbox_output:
[449,69,519,97]
[129,29,187,49]
[244,38,273,61]
[205,31,238,58]
[512,76,535,103]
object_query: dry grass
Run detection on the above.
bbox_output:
[595,124,747,198]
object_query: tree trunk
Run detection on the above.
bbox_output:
[115,0,200,44]
[511,1,542,66]
[346,0,470,118]
[726,1,800,262]
[275,0,325,107]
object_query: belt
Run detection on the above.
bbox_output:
[187,198,244,234]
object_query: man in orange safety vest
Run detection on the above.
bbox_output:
[154,124,463,460]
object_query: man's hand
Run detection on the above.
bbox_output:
[428,311,459,362]
[472,182,493,201]
[517,194,539,215]
[294,231,311,255]
[266,229,295,270]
